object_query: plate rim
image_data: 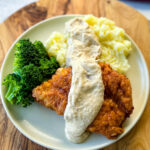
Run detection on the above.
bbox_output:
[0,14,149,150]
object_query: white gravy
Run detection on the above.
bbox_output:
[64,18,104,143]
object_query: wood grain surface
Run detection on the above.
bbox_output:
[0,0,150,149]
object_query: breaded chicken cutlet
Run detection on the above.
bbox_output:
[32,62,133,139]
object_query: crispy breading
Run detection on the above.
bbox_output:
[32,63,133,139]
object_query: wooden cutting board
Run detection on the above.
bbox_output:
[0,0,150,149]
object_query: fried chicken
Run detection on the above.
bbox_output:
[32,62,133,139]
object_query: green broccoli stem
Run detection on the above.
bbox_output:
[5,83,16,104]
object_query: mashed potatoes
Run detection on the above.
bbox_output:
[46,15,132,73]
[46,32,67,66]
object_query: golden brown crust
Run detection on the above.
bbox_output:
[33,67,72,115]
[88,99,125,138]
[32,63,133,139]
[100,62,133,116]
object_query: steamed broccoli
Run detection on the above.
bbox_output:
[16,64,43,90]
[3,39,59,107]
[14,39,38,71]
[3,73,34,106]
[34,41,49,59]
[39,57,59,80]
[3,73,21,104]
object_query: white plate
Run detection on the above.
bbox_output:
[0,15,149,150]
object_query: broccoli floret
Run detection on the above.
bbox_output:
[3,73,33,106]
[3,73,21,104]
[16,64,43,90]
[14,39,40,71]
[3,39,60,107]
[39,56,60,80]
[34,41,49,59]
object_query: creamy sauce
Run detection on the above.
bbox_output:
[64,18,104,143]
